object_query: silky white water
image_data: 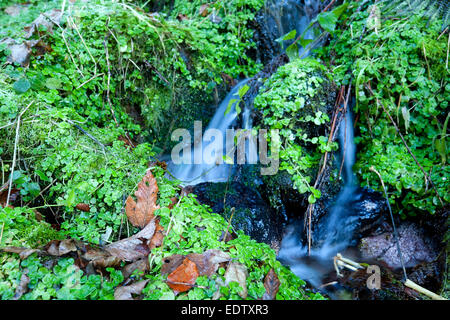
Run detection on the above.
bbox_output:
[278,110,359,288]
[167,79,253,185]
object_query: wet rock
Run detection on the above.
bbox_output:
[190,181,282,246]
[351,188,388,238]
[248,9,282,65]
[408,260,443,293]
[338,267,412,300]
[360,223,438,270]
[313,187,387,247]
[242,53,290,116]
[260,171,305,216]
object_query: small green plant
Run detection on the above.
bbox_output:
[319,1,449,216]
[254,58,337,203]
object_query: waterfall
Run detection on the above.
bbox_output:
[167,0,357,289]
[167,0,323,186]
[167,79,254,185]
[278,108,360,288]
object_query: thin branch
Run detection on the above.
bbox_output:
[6,102,34,207]
[365,84,444,207]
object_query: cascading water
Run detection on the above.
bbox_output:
[264,0,320,49]
[167,0,361,291]
[167,79,255,185]
[167,0,321,186]
[277,108,360,289]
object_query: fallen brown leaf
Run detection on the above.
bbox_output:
[1,247,41,260]
[126,170,160,228]
[1,38,51,67]
[118,135,135,149]
[82,248,122,269]
[177,14,189,21]
[122,258,149,279]
[263,268,280,300]
[161,254,185,276]
[149,219,165,250]
[32,39,52,57]
[0,187,19,208]
[45,239,78,256]
[224,262,248,298]
[13,272,30,300]
[24,9,62,38]
[168,197,178,209]
[114,280,149,300]
[167,258,199,294]
[186,249,230,277]
[105,219,156,261]
[199,4,210,17]
[5,4,28,17]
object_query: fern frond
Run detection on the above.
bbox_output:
[380,0,449,30]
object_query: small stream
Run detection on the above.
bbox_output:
[278,108,360,291]
[163,0,445,299]
[167,79,253,185]
[167,0,361,293]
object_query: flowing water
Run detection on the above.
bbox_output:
[277,109,360,289]
[167,79,253,185]
[168,0,362,292]
[264,0,321,55]
[168,0,321,186]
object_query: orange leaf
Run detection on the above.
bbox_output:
[126,170,160,228]
[167,258,199,293]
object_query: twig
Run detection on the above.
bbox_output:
[323,0,336,12]
[144,61,170,86]
[68,15,98,75]
[404,279,446,300]
[166,280,207,289]
[370,166,408,281]
[1,102,33,238]
[6,102,33,207]
[365,84,444,207]
[305,82,351,255]
[76,73,104,90]
[446,31,449,70]
[103,20,119,127]
[43,106,105,149]
[43,13,83,77]
[102,19,135,149]
[223,207,235,242]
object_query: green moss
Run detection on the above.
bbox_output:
[0,207,63,247]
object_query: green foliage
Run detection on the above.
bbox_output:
[0,0,324,300]
[0,206,63,247]
[0,255,123,300]
[1,100,155,243]
[169,0,264,80]
[0,0,264,144]
[282,3,349,60]
[254,58,337,203]
[140,167,324,300]
[320,1,449,216]
[0,167,324,300]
